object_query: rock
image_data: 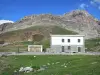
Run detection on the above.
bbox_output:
[37,67,45,71]
[41,65,48,69]
[56,62,60,64]
[19,67,24,72]
[47,63,50,65]
[97,20,100,25]
[42,65,47,67]
[91,62,97,64]
[1,54,8,57]
[64,66,67,68]
[34,56,36,58]
[19,67,33,73]
[13,70,19,75]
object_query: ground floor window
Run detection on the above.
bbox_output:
[78,47,81,52]
[68,46,71,50]
[62,46,64,52]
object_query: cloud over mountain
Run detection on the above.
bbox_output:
[0,20,14,25]
[79,3,88,9]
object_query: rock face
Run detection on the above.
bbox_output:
[0,10,100,39]
[0,23,13,31]
[62,10,100,39]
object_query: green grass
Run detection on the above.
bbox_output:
[0,42,28,52]
[1,26,77,36]
[1,55,100,75]
[85,38,100,51]
[51,26,77,35]
[0,46,27,52]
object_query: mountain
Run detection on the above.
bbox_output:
[0,10,100,42]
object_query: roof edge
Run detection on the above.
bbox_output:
[50,35,85,37]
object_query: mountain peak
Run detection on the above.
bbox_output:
[64,10,91,17]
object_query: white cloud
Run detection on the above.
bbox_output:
[93,0,100,3]
[98,6,100,9]
[90,1,95,5]
[0,20,14,25]
[90,1,98,7]
[90,0,100,10]
[79,3,88,9]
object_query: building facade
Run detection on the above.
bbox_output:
[50,35,85,53]
[28,45,43,52]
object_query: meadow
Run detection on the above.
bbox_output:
[0,55,100,75]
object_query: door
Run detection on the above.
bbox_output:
[78,47,81,52]
[62,46,64,52]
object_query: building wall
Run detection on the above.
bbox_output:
[28,45,43,52]
[51,36,84,46]
[51,45,85,53]
[50,35,85,53]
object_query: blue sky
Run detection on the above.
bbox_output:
[0,0,100,22]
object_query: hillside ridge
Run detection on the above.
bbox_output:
[0,10,100,39]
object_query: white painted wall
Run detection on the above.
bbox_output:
[51,36,84,46]
[28,45,43,52]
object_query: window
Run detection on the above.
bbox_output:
[68,39,70,43]
[68,46,71,50]
[62,39,64,42]
[78,39,81,43]
[62,46,64,52]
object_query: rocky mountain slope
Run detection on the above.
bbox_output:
[0,10,100,39]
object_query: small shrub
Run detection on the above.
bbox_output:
[42,39,50,50]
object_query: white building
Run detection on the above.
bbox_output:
[50,35,85,53]
[28,45,43,52]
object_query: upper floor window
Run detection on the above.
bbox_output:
[62,39,64,42]
[68,39,70,43]
[78,39,81,43]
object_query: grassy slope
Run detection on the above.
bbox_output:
[85,38,100,51]
[1,55,100,75]
[0,25,77,41]
[0,25,77,52]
